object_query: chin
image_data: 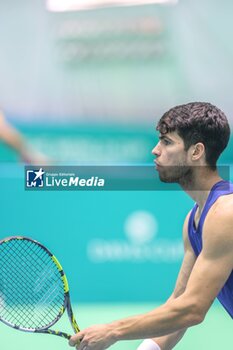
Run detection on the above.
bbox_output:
[159,175,179,183]
[158,166,193,184]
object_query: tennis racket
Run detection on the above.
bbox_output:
[0,236,80,340]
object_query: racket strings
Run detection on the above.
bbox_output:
[0,240,64,326]
[0,239,66,330]
[1,242,57,303]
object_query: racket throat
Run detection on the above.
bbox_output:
[35,328,71,339]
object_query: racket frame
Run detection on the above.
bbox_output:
[0,236,80,339]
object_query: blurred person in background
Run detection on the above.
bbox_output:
[69,102,233,350]
[0,109,48,165]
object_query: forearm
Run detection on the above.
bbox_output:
[152,328,187,350]
[68,293,201,350]
[0,118,48,164]
[0,123,27,154]
[111,298,200,341]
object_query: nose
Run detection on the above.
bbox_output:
[152,142,161,156]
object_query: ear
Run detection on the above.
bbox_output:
[191,143,205,161]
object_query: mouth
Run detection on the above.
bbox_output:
[154,160,161,170]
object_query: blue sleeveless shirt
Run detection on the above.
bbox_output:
[188,180,233,318]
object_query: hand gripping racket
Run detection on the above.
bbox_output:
[0,236,80,340]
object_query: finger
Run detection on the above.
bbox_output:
[76,346,87,350]
[76,340,88,350]
[69,333,83,347]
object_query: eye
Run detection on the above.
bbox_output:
[162,138,171,145]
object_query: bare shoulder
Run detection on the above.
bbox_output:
[207,193,233,223]
[183,210,192,228]
[204,193,233,244]
[182,210,192,249]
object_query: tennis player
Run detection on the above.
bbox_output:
[69,102,233,350]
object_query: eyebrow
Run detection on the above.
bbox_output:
[159,135,174,142]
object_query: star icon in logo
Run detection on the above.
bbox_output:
[33,168,45,181]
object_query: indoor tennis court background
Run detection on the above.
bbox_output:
[0,303,232,350]
[1,0,233,349]
[0,135,233,350]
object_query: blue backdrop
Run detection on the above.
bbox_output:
[0,125,232,303]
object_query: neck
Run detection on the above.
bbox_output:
[180,169,222,211]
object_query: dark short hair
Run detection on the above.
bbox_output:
[156,102,230,169]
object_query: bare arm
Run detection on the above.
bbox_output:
[69,202,233,350]
[0,111,27,152]
[0,110,48,164]
[150,212,196,350]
